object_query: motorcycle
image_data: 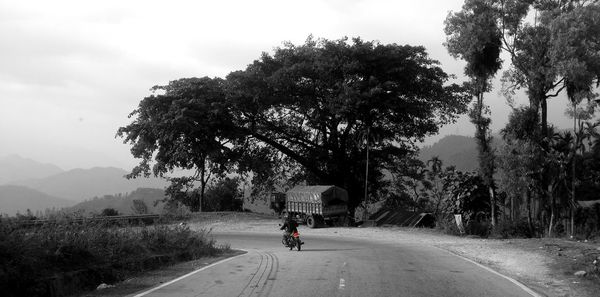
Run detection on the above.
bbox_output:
[282,231,302,251]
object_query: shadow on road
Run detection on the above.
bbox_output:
[296,248,360,252]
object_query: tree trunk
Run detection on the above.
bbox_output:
[548,183,554,237]
[489,186,496,226]
[199,164,206,212]
[541,98,548,139]
[510,195,514,221]
[526,189,533,234]
[472,89,496,227]
[571,101,577,237]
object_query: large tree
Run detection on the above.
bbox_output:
[117,77,240,211]
[445,0,503,226]
[118,37,470,213]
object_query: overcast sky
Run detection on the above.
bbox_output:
[0,0,575,170]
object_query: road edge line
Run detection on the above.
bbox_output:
[433,246,543,297]
[132,249,249,297]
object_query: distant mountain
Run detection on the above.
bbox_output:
[0,185,74,216]
[0,155,64,185]
[419,135,478,172]
[69,188,167,215]
[9,167,169,202]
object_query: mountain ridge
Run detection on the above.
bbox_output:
[418,135,478,172]
[0,185,75,216]
[7,166,168,202]
[0,154,64,185]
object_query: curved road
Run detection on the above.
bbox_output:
[132,232,537,297]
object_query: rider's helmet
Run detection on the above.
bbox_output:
[282,212,288,220]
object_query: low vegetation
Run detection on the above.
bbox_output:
[0,219,228,297]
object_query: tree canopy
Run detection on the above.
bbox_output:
[118,37,470,212]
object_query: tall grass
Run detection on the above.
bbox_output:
[0,220,228,297]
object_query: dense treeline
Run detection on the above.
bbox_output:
[438,0,600,237]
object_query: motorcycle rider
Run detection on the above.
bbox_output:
[280,214,300,244]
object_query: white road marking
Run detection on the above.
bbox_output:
[433,246,542,297]
[132,251,248,297]
[339,278,346,290]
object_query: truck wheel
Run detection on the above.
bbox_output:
[307,215,318,228]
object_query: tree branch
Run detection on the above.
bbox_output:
[547,84,566,98]
[246,129,330,181]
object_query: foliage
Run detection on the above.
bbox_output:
[441,169,492,225]
[0,221,227,297]
[423,157,450,217]
[498,104,600,237]
[100,208,119,217]
[203,177,242,211]
[383,191,419,211]
[117,77,240,211]
[435,214,463,235]
[498,107,542,205]
[388,157,430,211]
[575,204,600,239]
[490,218,539,238]
[131,199,148,214]
[444,0,502,84]
[161,200,192,219]
[399,156,493,235]
[118,37,470,212]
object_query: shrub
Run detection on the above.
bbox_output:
[0,220,228,297]
[161,201,191,220]
[435,214,462,236]
[490,218,538,238]
[100,208,120,216]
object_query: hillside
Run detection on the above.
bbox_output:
[69,188,167,215]
[0,155,64,185]
[9,167,169,202]
[0,185,74,216]
[418,135,478,172]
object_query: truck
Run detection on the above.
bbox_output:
[283,185,348,228]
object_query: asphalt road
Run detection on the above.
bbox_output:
[132,232,538,297]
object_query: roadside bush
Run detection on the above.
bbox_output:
[100,208,120,216]
[0,221,228,297]
[435,214,462,236]
[466,220,490,237]
[436,213,492,237]
[162,201,191,220]
[490,218,537,238]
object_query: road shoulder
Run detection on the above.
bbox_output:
[74,250,246,297]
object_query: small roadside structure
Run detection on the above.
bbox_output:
[368,209,435,228]
[285,185,348,228]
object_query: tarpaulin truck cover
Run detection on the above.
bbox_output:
[286,185,348,205]
[286,185,349,218]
